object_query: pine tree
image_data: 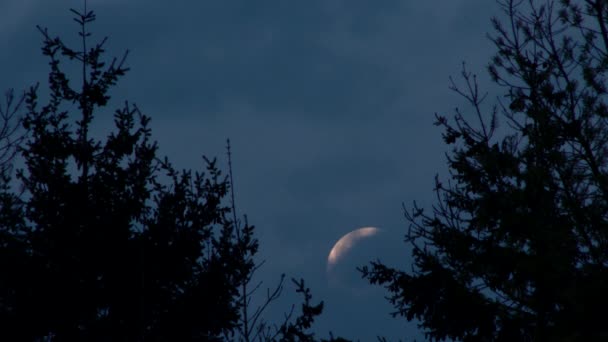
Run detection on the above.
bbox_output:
[362,1,608,340]
[0,4,348,341]
[0,89,28,340]
[1,6,256,340]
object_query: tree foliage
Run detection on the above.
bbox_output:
[0,5,347,341]
[0,89,25,178]
[0,7,257,340]
[362,0,608,340]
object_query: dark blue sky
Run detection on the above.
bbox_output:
[2,1,506,340]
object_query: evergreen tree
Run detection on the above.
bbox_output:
[0,4,345,341]
[0,89,24,178]
[362,1,608,340]
[0,7,256,340]
[0,88,28,340]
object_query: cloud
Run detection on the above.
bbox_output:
[0,0,36,40]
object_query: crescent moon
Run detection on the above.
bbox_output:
[327,226,381,273]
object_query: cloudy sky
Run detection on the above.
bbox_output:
[2,1,507,340]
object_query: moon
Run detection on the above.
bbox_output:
[327,226,381,273]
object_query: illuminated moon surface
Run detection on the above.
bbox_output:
[327,226,381,273]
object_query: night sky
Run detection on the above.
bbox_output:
[2,1,506,340]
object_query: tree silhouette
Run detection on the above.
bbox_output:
[0,88,28,341]
[0,89,25,178]
[362,0,608,340]
[0,4,348,341]
[0,6,256,340]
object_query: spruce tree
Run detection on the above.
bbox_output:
[1,7,256,340]
[362,1,608,340]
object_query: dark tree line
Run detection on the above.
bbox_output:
[363,0,608,341]
[0,6,343,342]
